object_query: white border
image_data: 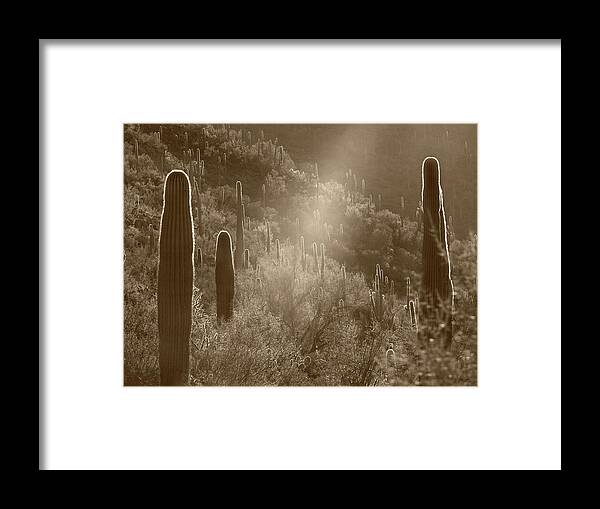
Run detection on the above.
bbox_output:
[41,41,561,470]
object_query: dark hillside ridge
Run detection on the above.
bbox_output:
[136,123,476,239]
[239,124,477,239]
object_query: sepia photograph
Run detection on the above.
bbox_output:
[124,124,477,386]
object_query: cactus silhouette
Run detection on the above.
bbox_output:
[405,276,411,307]
[420,156,454,346]
[234,181,245,270]
[215,230,235,322]
[157,170,194,386]
[312,242,318,273]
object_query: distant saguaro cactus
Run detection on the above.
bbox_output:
[195,247,203,273]
[416,200,423,232]
[215,230,235,322]
[405,276,411,307]
[319,243,325,281]
[420,156,454,346]
[400,196,405,227]
[243,248,250,270]
[409,300,418,331]
[265,219,271,253]
[300,235,306,270]
[262,183,267,209]
[234,181,245,270]
[276,239,281,265]
[312,242,318,273]
[157,170,194,386]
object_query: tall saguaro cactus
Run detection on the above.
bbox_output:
[157,170,194,386]
[234,181,245,270]
[419,156,454,346]
[215,230,235,322]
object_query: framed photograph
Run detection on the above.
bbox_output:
[41,40,561,470]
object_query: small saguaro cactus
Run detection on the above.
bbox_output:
[300,235,306,270]
[420,156,454,346]
[215,230,235,322]
[400,196,405,227]
[405,276,411,307]
[157,170,194,386]
[243,248,250,270]
[312,242,318,273]
[148,223,156,253]
[276,239,281,265]
[341,264,346,297]
[265,219,271,253]
[416,200,423,232]
[319,243,325,281]
[409,300,418,331]
[262,183,267,209]
[361,178,366,196]
[234,181,245,270]
[195,247,203,273]
[386,348,396,368]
